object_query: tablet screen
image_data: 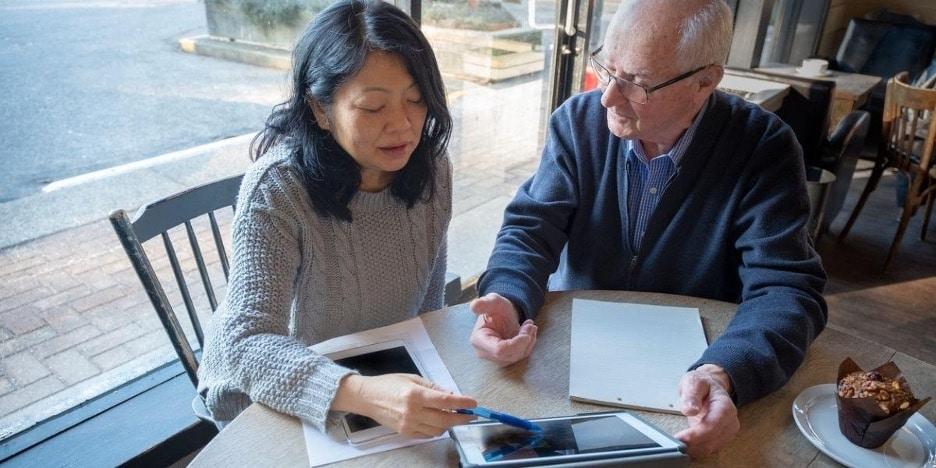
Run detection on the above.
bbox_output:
[456,415,660,462]
[334,346,422,433]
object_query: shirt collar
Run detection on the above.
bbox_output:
[626,97,709,167]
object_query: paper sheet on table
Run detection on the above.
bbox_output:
[569,299,708,414]
[301,317,459,467]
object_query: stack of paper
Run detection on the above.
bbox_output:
[569,299,708,414]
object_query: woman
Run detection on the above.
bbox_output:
[198,0,476,436]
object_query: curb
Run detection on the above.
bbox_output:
[43,133,256,193]
[179,35,291,70]
[0,134,256,250]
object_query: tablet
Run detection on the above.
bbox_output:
[450,412,685,467]
[327,340,426,445]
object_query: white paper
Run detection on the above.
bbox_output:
[569,299,708,414]
[301,317,459,467]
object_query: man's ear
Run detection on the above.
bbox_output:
[697,65,724,93]
[308,95,330,131]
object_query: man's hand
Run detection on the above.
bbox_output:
[675,364,740,458]
[469,293,538,366]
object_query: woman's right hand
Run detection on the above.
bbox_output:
[332,373,477,438]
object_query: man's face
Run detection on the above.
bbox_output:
[598,25,712,146]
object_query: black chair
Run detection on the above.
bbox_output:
[111,173,465,400]
[833,18,936,84]
[110,175,243,391]
[813,110,871,238]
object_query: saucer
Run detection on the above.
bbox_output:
[792,384,936,467]
[795,67,833,77]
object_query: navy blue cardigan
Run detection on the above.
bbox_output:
[478,90,828,406]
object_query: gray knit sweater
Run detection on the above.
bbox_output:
[197,143,451,431]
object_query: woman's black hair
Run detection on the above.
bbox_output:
[251,0,451,221]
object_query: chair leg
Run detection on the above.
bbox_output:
[884,202,914,272]
[838,161,887,242]
[884,174,926,271]
[923,183,935,242]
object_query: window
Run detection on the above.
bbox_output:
[0,0,553,444]
[759,0,830,66]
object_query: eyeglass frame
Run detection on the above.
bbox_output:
[589,45,713,104]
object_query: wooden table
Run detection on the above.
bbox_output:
[190,290,936,467]
[754,66,882,130]
[718,72,790,112]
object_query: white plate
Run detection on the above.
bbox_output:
[795,67,833,77]
[792,384,936,468]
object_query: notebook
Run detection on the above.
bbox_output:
[569,299,709,414]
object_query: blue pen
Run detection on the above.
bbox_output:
[456,406,543,432]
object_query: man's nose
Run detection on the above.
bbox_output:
[600,82,628,109]
[600,83,631,113]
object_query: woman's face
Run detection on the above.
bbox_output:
[313,52,429,192]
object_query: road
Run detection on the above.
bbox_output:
[0,0,286,202]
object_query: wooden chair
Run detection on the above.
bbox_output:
[110,175,243,389]
[838,72,936,270]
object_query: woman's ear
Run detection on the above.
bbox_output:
[308,95,330,131]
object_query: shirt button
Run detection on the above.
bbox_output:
[649,187,658,194]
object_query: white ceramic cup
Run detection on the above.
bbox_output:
[801,58,829,75]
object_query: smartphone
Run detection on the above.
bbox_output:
[450,412,686,467]
[327,340,427,445]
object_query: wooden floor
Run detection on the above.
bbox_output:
[817,169,936,365]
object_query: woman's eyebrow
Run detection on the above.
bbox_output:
[360,82,419,93]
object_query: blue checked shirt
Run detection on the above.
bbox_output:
[625,106,706,251]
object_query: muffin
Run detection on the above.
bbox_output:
[836,358,931,448]
[838,370,913,415]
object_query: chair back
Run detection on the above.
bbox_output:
[826,110,871,169]
[109,174,243,387]
[818,110,871,235]
[882,72,936,177]
[835,19,936,81]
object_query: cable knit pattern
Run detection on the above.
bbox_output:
[197,142,452,431]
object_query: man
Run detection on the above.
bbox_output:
[469,0,827,458]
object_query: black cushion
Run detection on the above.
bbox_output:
[835,18,936,81]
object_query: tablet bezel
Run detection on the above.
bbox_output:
[451,412,683,467]
[327,340,427,445]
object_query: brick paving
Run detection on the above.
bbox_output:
[0,77,546,439]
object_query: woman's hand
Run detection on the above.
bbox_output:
[333,373,477,438]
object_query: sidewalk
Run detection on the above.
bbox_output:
[0,77,545,439]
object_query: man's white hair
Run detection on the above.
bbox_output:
[611,0,733,68]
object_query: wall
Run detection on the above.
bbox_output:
[818,0,936,57]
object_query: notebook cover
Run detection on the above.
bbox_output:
[569,299,709,414]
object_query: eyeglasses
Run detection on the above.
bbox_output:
[589,46,711,104]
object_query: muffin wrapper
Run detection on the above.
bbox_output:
[836,357,931,448]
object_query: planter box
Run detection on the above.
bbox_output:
[186,1,545,83]
[204,0,324,49]
[423,26,545,83]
